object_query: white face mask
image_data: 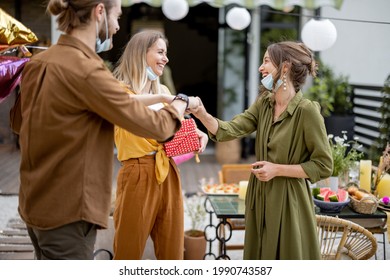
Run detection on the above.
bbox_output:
[261,72,282,91]
[146,66,158,81]
[95,8,111,53]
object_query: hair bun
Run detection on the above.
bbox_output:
[47,0,70,16]
[299,42,317,77]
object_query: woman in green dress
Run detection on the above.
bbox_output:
[190,41,333,259]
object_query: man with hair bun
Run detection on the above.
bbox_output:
[17,0,199,260]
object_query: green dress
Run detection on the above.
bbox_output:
[210,91,333,260]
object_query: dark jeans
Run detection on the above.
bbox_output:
[27,221,97,260]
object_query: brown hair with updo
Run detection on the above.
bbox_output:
[47,0,114,33]
[266,41,317,92]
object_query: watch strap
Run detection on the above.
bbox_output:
[173,93,189,110]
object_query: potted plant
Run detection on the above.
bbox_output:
[327,131,364,191]
[183,192,207,260]
[306,60,355,140]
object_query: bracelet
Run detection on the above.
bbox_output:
[173,93,189,110]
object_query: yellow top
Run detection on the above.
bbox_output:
[115,85,172,184]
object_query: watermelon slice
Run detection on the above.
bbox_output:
[316,188,348,202]
[319,188,333,201]
[337,189,348,202]
[312,187,320,199]
[329,194,339,202]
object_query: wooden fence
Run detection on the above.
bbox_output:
[352,84,384,153]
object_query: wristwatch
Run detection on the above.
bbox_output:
[173,93,189,110]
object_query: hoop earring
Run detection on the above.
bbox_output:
[283,74,287,91]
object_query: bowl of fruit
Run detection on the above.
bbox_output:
[312,187,350,213]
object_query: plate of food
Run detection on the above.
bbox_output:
[202,183,240,195]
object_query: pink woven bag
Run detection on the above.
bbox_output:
[164,118,200,157]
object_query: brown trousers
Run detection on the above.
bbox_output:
[113,155,184,259]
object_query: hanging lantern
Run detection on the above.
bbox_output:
[226,7,251,31]
[162,0,189,21]
[301,18,337,51]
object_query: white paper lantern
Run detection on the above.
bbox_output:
[162,0,189,21]
[301,18,337,51]
[226,7,251,31]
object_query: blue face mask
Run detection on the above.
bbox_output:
[146,66,158,81]
[261,73,282,91]
[95,8,111,53]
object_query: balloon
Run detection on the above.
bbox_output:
[0,8,38,45]
[0,56,29,103]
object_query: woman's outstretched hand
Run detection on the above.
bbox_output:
[188,97,219,135]
[188,97,206,118]
[188,96,201,110]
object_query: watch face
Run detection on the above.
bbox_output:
[178,94,188,102]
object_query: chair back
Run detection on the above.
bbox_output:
[316,215,377,260]
[218,164,252,184]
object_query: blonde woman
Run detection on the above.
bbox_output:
[112,30,208,260]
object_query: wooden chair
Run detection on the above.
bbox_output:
[218,164,253,186]
[316,215,377,260]
[218,164,252,253]
[368,224,387,260]
[347,218,387,260]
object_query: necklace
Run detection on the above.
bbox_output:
[273,90,295,122]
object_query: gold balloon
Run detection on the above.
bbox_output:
[0,8,38,45]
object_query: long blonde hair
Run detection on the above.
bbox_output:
[113,30,168,95]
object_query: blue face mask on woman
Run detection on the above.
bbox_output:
[261,73,282,91]
[95,8,111,53]
[146,66,158,81]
